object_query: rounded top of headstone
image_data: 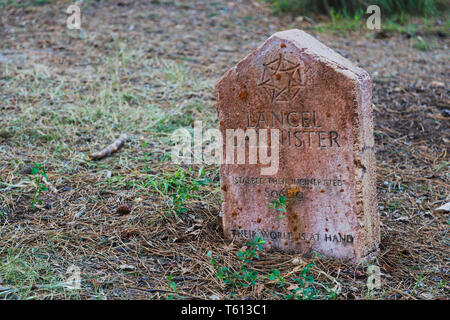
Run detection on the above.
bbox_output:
[272,29,367,76]
[216,29,371,93]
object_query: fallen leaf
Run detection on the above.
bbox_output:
[429,81,445,88]
[287,284,298,291]
[435,201,450,212]
[116,204,131,215]
[119,264,136,271]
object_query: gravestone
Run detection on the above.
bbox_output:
[215,29,379,262]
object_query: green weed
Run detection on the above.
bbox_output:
[267,269,286,287]
[149,167,210,216]
[285,262,316,300]
[167,275,182,299]
[206,241,334,299]
[415,36,432,51]
[29,162,49,208]
[207,237,265,292]
[268,196,287,219]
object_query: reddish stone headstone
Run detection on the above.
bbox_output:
[215,29,379,262]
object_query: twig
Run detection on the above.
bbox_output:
[89,134,127,160]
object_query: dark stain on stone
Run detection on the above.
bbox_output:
[238,90,248,101]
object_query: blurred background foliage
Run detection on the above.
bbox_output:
[265,0,449,16]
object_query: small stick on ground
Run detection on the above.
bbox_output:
[90,134,128,160]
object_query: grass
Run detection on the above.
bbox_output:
[266,0,447,17]
[313,8,449,36]
[415,36,433,51]
[148,167,211,216]
[0,23,218,299]
[314,8,364,34]
[0,0,54,9]
[268,0,449,36]
[0,46,214,166]
[0,248,80,299]
[0,0,448,300]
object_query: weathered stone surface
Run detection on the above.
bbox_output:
[215,29,379,262]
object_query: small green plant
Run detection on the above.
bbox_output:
[236,237,265,263]
[285,262,316,300]
[167,275,181,300]
[30,162,49,208]
[149,168,209,216]
[387,200,401,211]
[207,242,337,299]
[160,153,172,162]
[413,267,426,291]
[268,196,287,219]
[0,208,8,222]
[267,269,286,287]
[430,280,445,297]
[415,36,432,51]
[207,237,265,292]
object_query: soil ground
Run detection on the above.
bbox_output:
[0,0,448,299]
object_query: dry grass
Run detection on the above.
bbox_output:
[0,0,448,300]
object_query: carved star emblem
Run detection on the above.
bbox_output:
[258,54,305,103]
